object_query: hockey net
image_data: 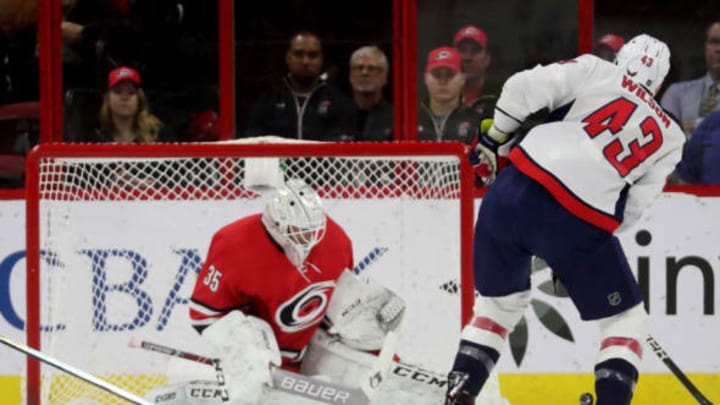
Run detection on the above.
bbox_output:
[24,139,501,404]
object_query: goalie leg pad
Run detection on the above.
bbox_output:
[146,381,231,405]
[300,327,379,387]
[201,311,281,403]
[462,290,531,351]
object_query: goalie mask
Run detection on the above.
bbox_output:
[614,33,670,96]
[262,178,327,268]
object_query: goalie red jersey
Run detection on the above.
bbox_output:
[189,213,353,368]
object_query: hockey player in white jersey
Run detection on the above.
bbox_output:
[446,34,685,405]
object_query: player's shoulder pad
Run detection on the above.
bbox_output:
[572,53,605,69]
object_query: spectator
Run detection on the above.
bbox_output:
[672,109,720,184]
[87,66,169,143]
[661,20,720,135]
[0,0,39,105]
[418,46,481,144]
[61,0,142,90]
[0,102,39,188]
[594,33,625,62]
[453,25,495,118]
[245,31,356,141]
[61,0,148,142]
[349,45,393,141]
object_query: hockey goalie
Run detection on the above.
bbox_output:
[143,178,464,404]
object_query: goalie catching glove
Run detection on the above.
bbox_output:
[323,270,406,351]
[469,118,512,185]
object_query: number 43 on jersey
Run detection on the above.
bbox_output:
[582,97,663,177]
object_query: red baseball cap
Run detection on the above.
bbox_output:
[453,25,488,48]
[426,47,461,73]
[108,66,141,88]
[596,34,625,52]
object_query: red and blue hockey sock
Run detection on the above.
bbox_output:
[450,340,500,396]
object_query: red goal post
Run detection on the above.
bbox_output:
[24,140,476,404]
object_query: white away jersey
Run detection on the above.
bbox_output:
[493,54,686,232]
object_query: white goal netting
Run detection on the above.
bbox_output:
[24,140,502,404]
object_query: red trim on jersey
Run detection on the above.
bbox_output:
[509,147,620,233]
[601,337,643,358]
[470,316,508,339]
[189,307,224,322]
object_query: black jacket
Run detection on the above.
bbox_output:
[417,102,482,144]
[357,99,393,141]
[465,93,497,121]
[245,76,356,141]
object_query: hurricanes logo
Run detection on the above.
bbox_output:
[458,121,471,140]
[276,281,335,332]
[436,50,451,60]
[117,68,133,77]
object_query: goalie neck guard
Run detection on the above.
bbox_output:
[614,33,670,96]
[262,178,327,269]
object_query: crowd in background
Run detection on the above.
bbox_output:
[1,0,720,187]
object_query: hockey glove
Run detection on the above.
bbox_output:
[469,118,511,186]
[325,270,406,350]
[445,370,477,405]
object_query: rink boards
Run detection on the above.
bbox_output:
[0,192,718,404]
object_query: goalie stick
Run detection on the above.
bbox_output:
[129,338,370,404]
[359,329,397,399]
[130,336,396,405]
[0,335,154,405]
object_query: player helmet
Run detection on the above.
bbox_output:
[614,34,670,95]
[261,178,327,268]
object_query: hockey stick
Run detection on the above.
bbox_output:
[0,335,154,405]
[360,328,398,399]
[645,335,714,405]
[129,337,375,405]
[129,337,228,388]
[129,337,216,368]
[350,246,400,398]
